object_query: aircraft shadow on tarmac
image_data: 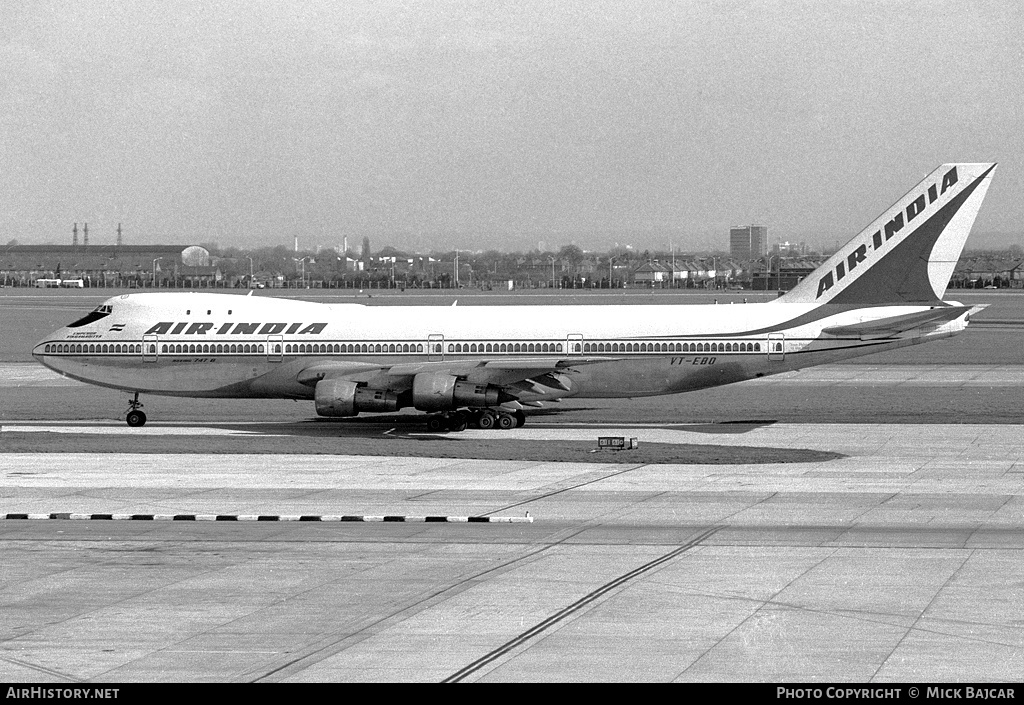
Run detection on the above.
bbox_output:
[199,415,779,439]
[0,417,831,465]
[665,420,779,434]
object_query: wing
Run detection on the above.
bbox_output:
[296,355,616,407]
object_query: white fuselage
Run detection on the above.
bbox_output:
[32,292,969,401]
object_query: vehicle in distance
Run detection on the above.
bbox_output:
[34,163,996,431]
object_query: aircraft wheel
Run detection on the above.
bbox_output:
[426,416,446,432]
[477,410,496,430]
[126,410,147,428]
[513,410,526,428]
[496,413,515,430]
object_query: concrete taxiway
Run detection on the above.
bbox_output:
[4,290,1023,681]
[2,416,1023,682]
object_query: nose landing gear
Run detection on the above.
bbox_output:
[125,392,147,427]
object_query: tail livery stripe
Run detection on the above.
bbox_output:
[781,163,996,306]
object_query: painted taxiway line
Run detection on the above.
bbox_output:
[2,512,533,523]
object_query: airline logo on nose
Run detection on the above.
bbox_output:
[815,166,959,299]
[144,321,328,336]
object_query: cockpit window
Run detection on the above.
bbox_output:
[67,304,113,328]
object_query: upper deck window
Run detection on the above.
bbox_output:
[67,304,113,328]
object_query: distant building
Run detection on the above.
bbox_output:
[632,261,671,285]
[750,258,824,291]
[730,225,768,260]
[952,257,1024,288]
[0,244,196,287]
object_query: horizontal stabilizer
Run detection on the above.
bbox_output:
[821,306,971,339]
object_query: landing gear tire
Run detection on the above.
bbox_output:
[426,416,446,432]
[513,410,526,428]
[125,392,146,427]
[496,413,515,430]
[476,410,496,430]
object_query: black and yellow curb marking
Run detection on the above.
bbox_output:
[3,512,533,523]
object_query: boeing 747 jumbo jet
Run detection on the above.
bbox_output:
[34,163,996,431]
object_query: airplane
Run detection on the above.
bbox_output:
[33,163,996,431]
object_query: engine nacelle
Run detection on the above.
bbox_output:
[411,372,502,411]
[315,378,399,417]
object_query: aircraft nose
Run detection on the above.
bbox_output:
[32,337,61,369]
[32,340,49,362]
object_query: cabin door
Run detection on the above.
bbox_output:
[143,334,158,363]
[428,333,445,361]
[767,333,785,361]
[267,335,283,362]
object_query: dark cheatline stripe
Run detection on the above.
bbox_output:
[3,513,534,523]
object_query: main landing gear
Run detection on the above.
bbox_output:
[425,408,526,432]
[125,392,147,427]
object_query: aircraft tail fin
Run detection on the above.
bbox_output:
[778,163,997,306]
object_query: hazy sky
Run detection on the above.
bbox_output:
[2,0,1022,252]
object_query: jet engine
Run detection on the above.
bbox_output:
[411,372,505,411]
[314,378,399,417]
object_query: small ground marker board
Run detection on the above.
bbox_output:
[597,436,638,450]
